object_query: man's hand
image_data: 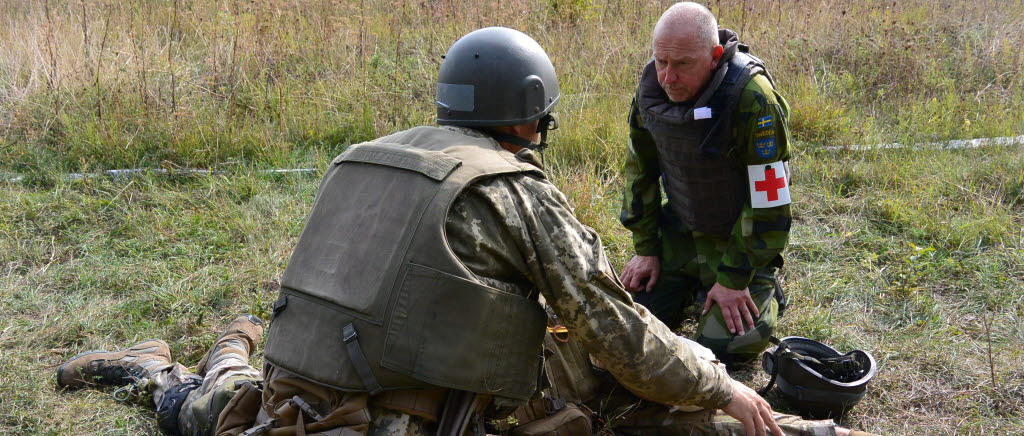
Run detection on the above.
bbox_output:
[703,282,759,335]
[721,380,784,436]
[619,255,660,293]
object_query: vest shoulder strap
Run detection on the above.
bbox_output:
[701,51,771,156]
[335,143,462,182]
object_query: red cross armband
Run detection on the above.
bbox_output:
[748,161,791,208]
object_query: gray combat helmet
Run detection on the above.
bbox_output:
[437,27,560,150]
[759,336,877,419]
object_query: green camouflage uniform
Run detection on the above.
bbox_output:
[621,73,793,364]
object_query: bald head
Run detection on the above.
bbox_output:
[653,2,719,52]
[649,2,723,103]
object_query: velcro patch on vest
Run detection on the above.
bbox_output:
[748,161,791,208]
[694,106,712,120]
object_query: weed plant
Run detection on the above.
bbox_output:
[1,0,1022,434]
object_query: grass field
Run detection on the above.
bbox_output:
[2,0,1023,434]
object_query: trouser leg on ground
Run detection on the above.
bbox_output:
[592,390,837,436]
[171,314,264,436]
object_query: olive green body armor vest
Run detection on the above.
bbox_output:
[264,126,548,402]
[637,49,772,236]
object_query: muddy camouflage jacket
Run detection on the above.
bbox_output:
[620,67,793,290]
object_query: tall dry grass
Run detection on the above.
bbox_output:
[0,0,1021,175]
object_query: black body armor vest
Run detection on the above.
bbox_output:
[637,48,773,235]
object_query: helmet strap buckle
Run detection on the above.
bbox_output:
[481,113,558,154]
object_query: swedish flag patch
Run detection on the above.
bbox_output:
[755,138,776,158]
[757,115,773,129]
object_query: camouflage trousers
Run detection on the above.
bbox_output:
[150,358,436,436]
[150,353,261,435]
[633,224,782,366]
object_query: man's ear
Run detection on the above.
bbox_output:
[710,45,724,69]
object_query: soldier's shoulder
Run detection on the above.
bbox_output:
[736,73,779,115]
[744,74,779,102]
[463,170,557,201]
[505,171,563,198]
[455,172,572,228]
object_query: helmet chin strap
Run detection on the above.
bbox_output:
[483,113,559,153]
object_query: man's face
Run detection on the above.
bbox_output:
[652,29,721,103]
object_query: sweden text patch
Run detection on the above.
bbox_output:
[748,161,791,208]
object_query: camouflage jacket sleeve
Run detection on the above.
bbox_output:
[716,74,794,290]
[446,164,734,410]
[619,96,664,257]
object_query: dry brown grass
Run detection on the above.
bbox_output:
[1,0,1020,172]
[2,1,1023,434]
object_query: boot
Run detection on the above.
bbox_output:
[194,314,264,377]
[57,339,173,389]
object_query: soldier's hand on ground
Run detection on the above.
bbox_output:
[703,283,759,335]
[722,380,785,436]
[620,255,661,293]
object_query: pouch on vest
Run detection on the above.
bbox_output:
[540,314,607,405]
[510,402,593,436]
[215,380,263,436]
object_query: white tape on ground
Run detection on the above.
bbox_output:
[820,135,1024,151]
[5,134,1023,183]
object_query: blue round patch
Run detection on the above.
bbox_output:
[755,138,776,158]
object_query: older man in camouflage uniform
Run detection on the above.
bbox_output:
[619,2,793,366]
[58,27,874,436]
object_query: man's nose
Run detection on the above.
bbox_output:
[662,69,677,84]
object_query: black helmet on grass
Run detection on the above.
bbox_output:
[759,336,877,419]
[436,27,559,151]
